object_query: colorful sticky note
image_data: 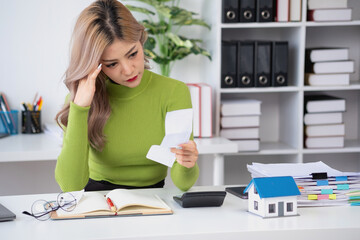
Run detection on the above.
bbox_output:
[329,194,336,200]
[318,194,329,200]
[308,194,317,200]
[336,176,348,181]
[317,180,328,186]
[321,189,333,195]
[337,184,349,190]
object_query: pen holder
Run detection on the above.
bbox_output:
[0,110,19,135]
[22,111,42,134]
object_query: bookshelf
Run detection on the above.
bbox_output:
[201,0,360,184]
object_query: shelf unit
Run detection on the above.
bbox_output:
[201,0,360,184]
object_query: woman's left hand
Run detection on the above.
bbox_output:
[171,140,199,168]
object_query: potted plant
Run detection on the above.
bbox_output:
[125,0,211,77]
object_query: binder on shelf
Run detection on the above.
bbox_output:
[240,0,256,22]
[222,0,239,23]
[256,0,274,22]
[221,41,238,88]
[272,41,288,87]
[255,41,272,87]
[233,139,260,152]
[238,41,255,88]
[221,115,260,128]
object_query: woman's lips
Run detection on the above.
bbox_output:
[127,75,138,82]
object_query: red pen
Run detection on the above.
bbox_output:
[106,197,117,212]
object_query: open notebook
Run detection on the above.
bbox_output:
[51,189,172,220]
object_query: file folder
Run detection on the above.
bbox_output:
[222,0,239,23]
[257,0,274,22]
[272,41,288,87]
[255,41,272,87]
[240,0,256,22]
[221,41,237,88]
[237,41,255,87]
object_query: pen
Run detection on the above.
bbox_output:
[106,197,116,212]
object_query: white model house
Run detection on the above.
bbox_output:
[244,176,301,218]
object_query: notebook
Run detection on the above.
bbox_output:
[0,203,16,222]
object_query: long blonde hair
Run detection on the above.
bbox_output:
[56,0,148,151]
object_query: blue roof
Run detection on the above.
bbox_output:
[244,176,301,198]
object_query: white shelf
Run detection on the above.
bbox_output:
[194,137,238,154]
[201,0,360,182]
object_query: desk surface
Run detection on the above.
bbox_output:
[0,134,237,162]
[0,185,359,240]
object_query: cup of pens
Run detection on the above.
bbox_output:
[21,97,43,134]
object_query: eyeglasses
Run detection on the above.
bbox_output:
[22,192,77,221]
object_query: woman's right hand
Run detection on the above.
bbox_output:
[74,64,102,107]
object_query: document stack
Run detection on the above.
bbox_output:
[304,95,346,149]
[305,47,352,86]
[247,161,360,207]
[307,0,352,22]
[220,99,261,152]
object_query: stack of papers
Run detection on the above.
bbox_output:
[247,161,360,207]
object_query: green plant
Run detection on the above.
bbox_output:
[125,0,211,77]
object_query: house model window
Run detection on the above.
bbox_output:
[244,176,301,218]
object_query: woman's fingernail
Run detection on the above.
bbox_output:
[176,146,183,150]
[97,63,102,69]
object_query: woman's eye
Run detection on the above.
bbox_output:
[105,63,117,68]
[130,51,138,58]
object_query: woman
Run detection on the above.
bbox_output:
[55,0,199,192]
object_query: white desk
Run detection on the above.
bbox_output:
[0,134,238,185]
[0,185,359,240]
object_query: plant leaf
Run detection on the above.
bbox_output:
[125,5,155,15]
[141,20,168,35]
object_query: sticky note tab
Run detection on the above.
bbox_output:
[321,189,333,195]
[308,195,317,200]
[329,194,336,200]
[318,194,329,200]
[336,176,348,181]
[317,180,328,186]
[337,184,349,190]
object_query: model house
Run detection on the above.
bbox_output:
[244,176,301,218]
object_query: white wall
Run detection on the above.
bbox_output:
[0,0,225,195]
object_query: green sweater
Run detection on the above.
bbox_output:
[55,70,199,192]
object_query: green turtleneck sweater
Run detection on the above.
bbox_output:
[55,70,199,192]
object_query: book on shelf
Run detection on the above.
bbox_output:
[307,0,348,10]
[305,136,344,148]
[221,99,261,116]
[220,127,259,139]
[305,73,350,86]
[187,83,212,138]
[232,139,260,152]
[305,124,345,137]
[290,0,302,22]
[305,48,349,63]
[221,115,260,128]
[276,0,289,22]
[307,8,352,22]
[305,60,354,74]
[304,112,343,125]
[304,95,346,113]
[52,189,172,220]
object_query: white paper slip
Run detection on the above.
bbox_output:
[147,109,193,168]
